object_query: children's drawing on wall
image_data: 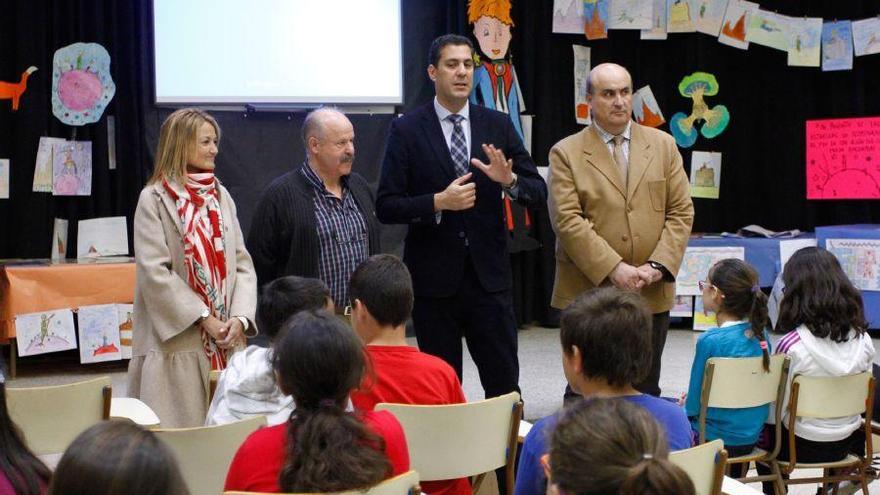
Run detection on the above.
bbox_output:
[608,0,651,30]
[52,218,68,261]
[689,151,722,198]
[718,0,757,50]
[0,66,37,112]
[0,159,8,200]
[693,0,728,36]
[746,10,790,51]
[33,137,64,192]
[641,0,668,40]
[666,0,695,33]
[78,304,122,364]
[468,0,539,253]
[52,140,92,196]
[826,239,880,291]
[573,45,591,125]
[632,85,665,128]
[787,17,822,67]
[77,216,129,258]
[670,295,694,318]
[117,304,134,359]
[852,18,880,57]
[52,42,116,126]
[822,21,854,72]
[669,72,730,149]
[15,309,77,357]
[805,116,880,200]
[553,0,585,34]
[583,0,609,40]
[676,246,744,295]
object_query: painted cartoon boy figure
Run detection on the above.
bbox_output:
[468,0,525,141]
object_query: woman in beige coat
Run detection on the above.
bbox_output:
[128,108,258,428]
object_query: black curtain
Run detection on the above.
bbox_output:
[3,0,879,327]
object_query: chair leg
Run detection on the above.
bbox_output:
[771,462,786,495]
[861,469,870,495]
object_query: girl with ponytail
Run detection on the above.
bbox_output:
[546,398,695,495]
[224,310,409,493]
[683,259,771,463]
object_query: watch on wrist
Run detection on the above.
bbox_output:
[503,173,518,189]
[648,261,663,271]
[197,308,210,325]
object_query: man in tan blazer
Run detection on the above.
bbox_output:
[548,63,693,396]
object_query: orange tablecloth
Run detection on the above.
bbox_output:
[0,261,135,341]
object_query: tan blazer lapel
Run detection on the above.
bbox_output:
[155,183,185,239]
[627,125,654,200]
[582,126,626,198]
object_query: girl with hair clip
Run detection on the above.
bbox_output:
[683,258,771,471]
[224,310,409,493]
[756,247,874,493]
[545,398,695,495]
[0,356,50,495]
[48,421,189,495]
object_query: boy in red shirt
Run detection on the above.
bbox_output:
[349,254,470,495]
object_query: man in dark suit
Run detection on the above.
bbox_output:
[377,34,546,398]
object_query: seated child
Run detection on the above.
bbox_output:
[546,398,695,495]
[348,254,469,495]
[224,310,409,493]
[515,287,692,495]
[684,258,772,461]
[206,276,331,426]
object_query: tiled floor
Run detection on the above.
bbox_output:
[6,326,879,494]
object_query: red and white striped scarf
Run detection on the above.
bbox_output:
[164,173,229,370]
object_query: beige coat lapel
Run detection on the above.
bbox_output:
[155,182,185,238]
[581,126,626,198]
[627,124,654,200]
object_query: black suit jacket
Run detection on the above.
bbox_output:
[377,102,546,297]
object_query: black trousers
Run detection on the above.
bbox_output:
[563,311,670,401]
[412,256,520,399]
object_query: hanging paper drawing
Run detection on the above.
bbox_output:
[0,159,8,199]
[826,239,880,291]
[746,10,791,51]
[689,151,722,199]
[676,246,745,295]
[15,309,77,357]
[33,137,65,192]
[666,0,695,33]
[787,17,822,67]
[822,21,854,72]
[52,218,68,260]
[52,43,116,126]
[632,85,665,128]
[553,0,586,34]
[52,140,92,196]
[573,45,592,125]
[718,0,757,50]
[693,296,716,330]
[805,117,880,200]
[608,0,651,30]
[641,0,668,40]
[583,0,609,40]
[852,18,880,57]
[117,304,134,359]
[669,72,730,148]
[78,304,123,363]
[693,0,728,36]
[0,66,37,111]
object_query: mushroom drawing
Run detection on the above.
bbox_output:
[52,42,116,126]
[669,72,730,148]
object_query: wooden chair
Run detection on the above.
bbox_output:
[696,354,790,494]
[6,375,111,455]
[376,391,522,495]
[110,397,161,428]
[223,469,421,495]
[772,372,874,494]
[154,415,267,495]
[669,439,728,495]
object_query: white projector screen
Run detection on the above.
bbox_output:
[153,0,403,105]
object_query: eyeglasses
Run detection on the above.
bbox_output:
[698,280,714,291]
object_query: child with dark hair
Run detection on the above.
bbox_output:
[547,399,695,495]
[206,276,332,426]
[48,421,189,495]
[684,259,771,462]
[0,357,50,495]
[756,247,874,493]
[224,310,409,493]
[515,287,692,495]
[348,254,469,495]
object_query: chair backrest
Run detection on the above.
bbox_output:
[6,376,112,455]
[790,372,872,418]
[223,469,421,495]
[704,354,789,408]
[375,392,521,481]
[155,415,267,495]
[669,439,727,495]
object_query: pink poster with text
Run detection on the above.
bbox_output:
[807,116,880,199]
